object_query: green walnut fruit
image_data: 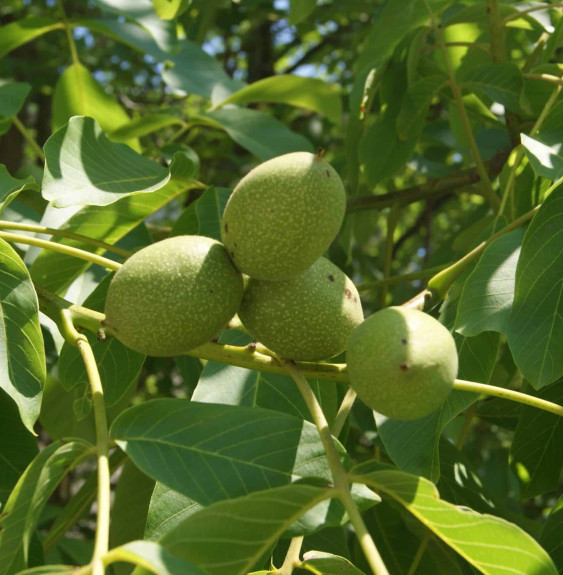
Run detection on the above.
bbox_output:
[239,257,363,361]
[347,307,458,420]
[221,151,346,280]
[104,235,243,356]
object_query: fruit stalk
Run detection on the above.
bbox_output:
[284,361,390,575]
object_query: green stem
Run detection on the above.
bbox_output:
[0,221,130,258]
[433,21,499,210]
[285,362,390,575]
[524,73,563,86]
[358,264,449,292]
[380,205,401,307]
[58,0,81,66]
[11,116,45,162]
[38,287,563,418]
[0,231,122,271]
[332,387,357,438]
[427,204,541,297]
[57,311,110,575]
[278,536,304,575]
[497,79,562,219]
[503,3,563,24]
[454,379,563,417]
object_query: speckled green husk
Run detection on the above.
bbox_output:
[239,258,363,361]
[221,152,346,280]
[347,307,458,420]
[104,236,243,356]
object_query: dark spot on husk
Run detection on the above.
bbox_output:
[326,170,330,177]
[401,338,407,345]
[399,363,409,371]
[328,274,335,282]
[224,223,228,233]
[344,288,352,299]
[210,289,214,294]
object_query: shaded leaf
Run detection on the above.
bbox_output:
[0,165,38,214]
[58,275,145,407]
[510,379,563,498]
[289,0,316,25]
[352,468,558,575]
[0,17,62,60]
[110,399,342,506]
[213,75,342,124]
[0,390,38,506]
[458,63,523,112]
[42,116,170,208]
[0,440,90,575]
[138,484,333,575]
[29,179,188,294]
[0,238,45,433]
[110,540,206,575]
[521,133,563,181]
[300,551,366,574]
[508,181,563,387]
[397,75,446,140]
[52,64,134,141]
[18,567,73,575]
[145,482,202,542]
[540,495,563,574]
[204,108,314,161]
[455,229,525,336]
[171,186,231,241]
[0,82,31,118]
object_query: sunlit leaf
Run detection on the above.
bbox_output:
[0,82,31,118]
[0,17,62,60]
[151,0,190,20]
[213,75,342,124]
[0,165,38,214]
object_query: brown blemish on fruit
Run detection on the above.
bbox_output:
[344,288,352,299]
[326,170,330,177]
[328,274,335,282]
[399,363,409,371]
[230,251,235,259]
[247,342,256,352]
[401,338,407,345]
[353,296,358,303]
[224,223,228,234]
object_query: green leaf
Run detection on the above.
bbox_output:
[507,181,563,387]
[436,438,496,514]
[171,186,231,241]
[145,482,202,541]
[0,238,45,433]
[0,440,90,575]
[458,63,523,112]
[137,484,333,575]
[289,0,316,25]
[58,275,145,407]
[455,229,525,337]
[109,540,206,575]
[0,390,38,506]
[360,112,416,186]
[397,75,446,140]
[151,0,191,20]
[540,495,563,573]
[521,133,563,181]
[0,17,62,60]
[109,113,186,141]
[92,0,177,52]
[52,64,134,139]
[42,116,172,208]
[203,108,314,161]
[300,551,366,574]
[110,399,341,506]
[213,75,342,124]
[0,82,31,118]
[510,379,563,498]
[29,179,188,294]
[110,461,157,575]
[352,468,558,575]
[0,165,38,214]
